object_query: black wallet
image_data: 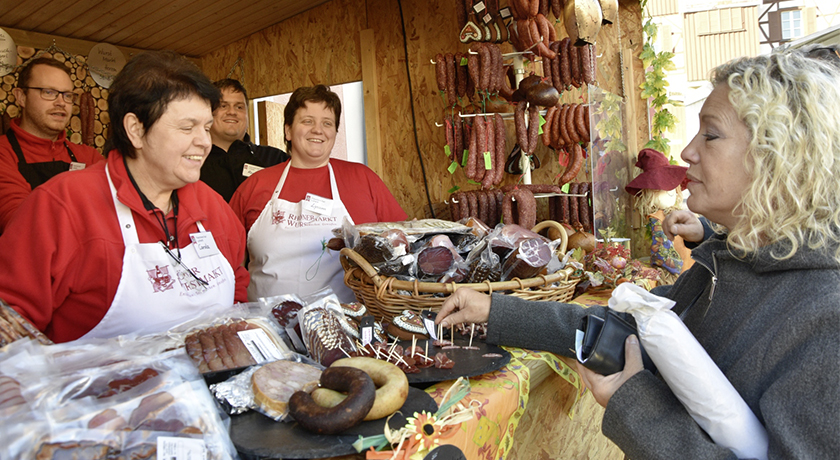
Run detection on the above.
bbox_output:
[576,310,657,376]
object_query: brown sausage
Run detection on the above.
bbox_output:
[445,53,457,105]
[466,120,478,180]
[449,192,461,222]
[558,105,572,147]
[566,103,581,143]
[527,104,540,154]
[467,51,481,95]
[580,45,592,85]
[484,190,499,225]
[494,113,506,186]
[579,181,592,233]
[289,367,376,435]
[560,192,571,224]
[521,19,537,50]
[512,188,537,229]
[568,183,580,228]
[575,104,588,142]
[589,43,597,85]
[542,52,553,86]
[80,92,95,147]
[474,115,487,182]
[584,104,590,133]
[502,191,515,224]
[570,44,582,88]
[466,191,479,220]
[560,143,584,185]
[539,0,549,17]
[476,189,489,223]
[542,106,557,146]
[559,37,572,88]
[528,0,539,17]
[479,45,492,92]
[550,41,562,93]
[550,0,562,19]
[548,195,557,222]
[455,52,468,98]
[453,113,465,165]
[435,53,447,92]
[481,119,496,189]
[515,101,529,154]
[444,113,455,163]
[533,16,556,59]
[500,183,562,194]
[552,102,564,149]
[489,44,501,93]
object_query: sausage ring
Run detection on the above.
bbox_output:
[288,366,376,434]
[311,357,409,421]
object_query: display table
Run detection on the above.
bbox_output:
[330,288,622,460]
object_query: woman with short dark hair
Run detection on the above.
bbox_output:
[0,50,250,342]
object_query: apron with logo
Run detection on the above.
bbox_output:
[81,167,236,339]
[246,162,355,302]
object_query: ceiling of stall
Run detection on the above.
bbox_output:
[0,0,331,57]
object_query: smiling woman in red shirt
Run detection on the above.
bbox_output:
[0,51,250,343]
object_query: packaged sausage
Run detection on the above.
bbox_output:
[298,294,358,367]
[0,342,238,460]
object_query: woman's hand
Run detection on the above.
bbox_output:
[576,335,645,407]
[436,288,491,327]
[663,210,705,242]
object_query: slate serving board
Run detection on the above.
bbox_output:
[399,338,511,384]
[231,386,437,459]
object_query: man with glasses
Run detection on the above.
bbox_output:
[0,57,103,233]
[199,79,288,202]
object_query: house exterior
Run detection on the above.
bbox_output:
[643,0,840,156]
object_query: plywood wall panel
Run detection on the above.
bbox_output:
[198,0,647,223]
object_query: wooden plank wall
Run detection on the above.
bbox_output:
[199,0,647,221]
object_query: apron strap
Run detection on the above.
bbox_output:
[105,166,140,247]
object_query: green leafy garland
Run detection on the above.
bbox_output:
[638,14,679,156]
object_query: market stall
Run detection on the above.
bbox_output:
[0,0,658,458]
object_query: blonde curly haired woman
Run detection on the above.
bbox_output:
[435,44,840,459]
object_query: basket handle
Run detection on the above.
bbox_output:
[340,247,385,288]
[531,220,569,254]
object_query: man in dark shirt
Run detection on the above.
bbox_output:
[200,79,288,201]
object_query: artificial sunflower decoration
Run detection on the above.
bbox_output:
[408,411,442,452]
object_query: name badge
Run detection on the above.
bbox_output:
[242,163,264,177]
[302,193,333,215]
[69,162,86,171]
[190,231,220,258]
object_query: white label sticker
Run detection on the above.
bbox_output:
[157,436,206,460]
[361,326,373,346]
[238,328,285,363]
[302,193,333,215]
[499,7,511,18]
[189,231,220,258]
[69,162,86,171]
[242,163,264,177]
[473,1,486,13]
[575,329,585,363]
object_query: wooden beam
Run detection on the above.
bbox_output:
[359,28,382,175]
[1,26,147,60]
[622,47,646,259]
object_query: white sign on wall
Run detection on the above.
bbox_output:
[0,28,17,77]
[88,43,125,88]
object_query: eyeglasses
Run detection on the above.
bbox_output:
[21,87,79,104]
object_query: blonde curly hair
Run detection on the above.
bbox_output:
[711,44,840,262]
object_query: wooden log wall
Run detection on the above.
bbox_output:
[199,0,647,222]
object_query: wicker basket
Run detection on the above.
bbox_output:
[340,221,581,321]
[1,299,53,348]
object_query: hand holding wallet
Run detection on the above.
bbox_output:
[575,310,657,375]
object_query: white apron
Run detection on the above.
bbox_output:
[81,168,236,339]
[246,162,354,302]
